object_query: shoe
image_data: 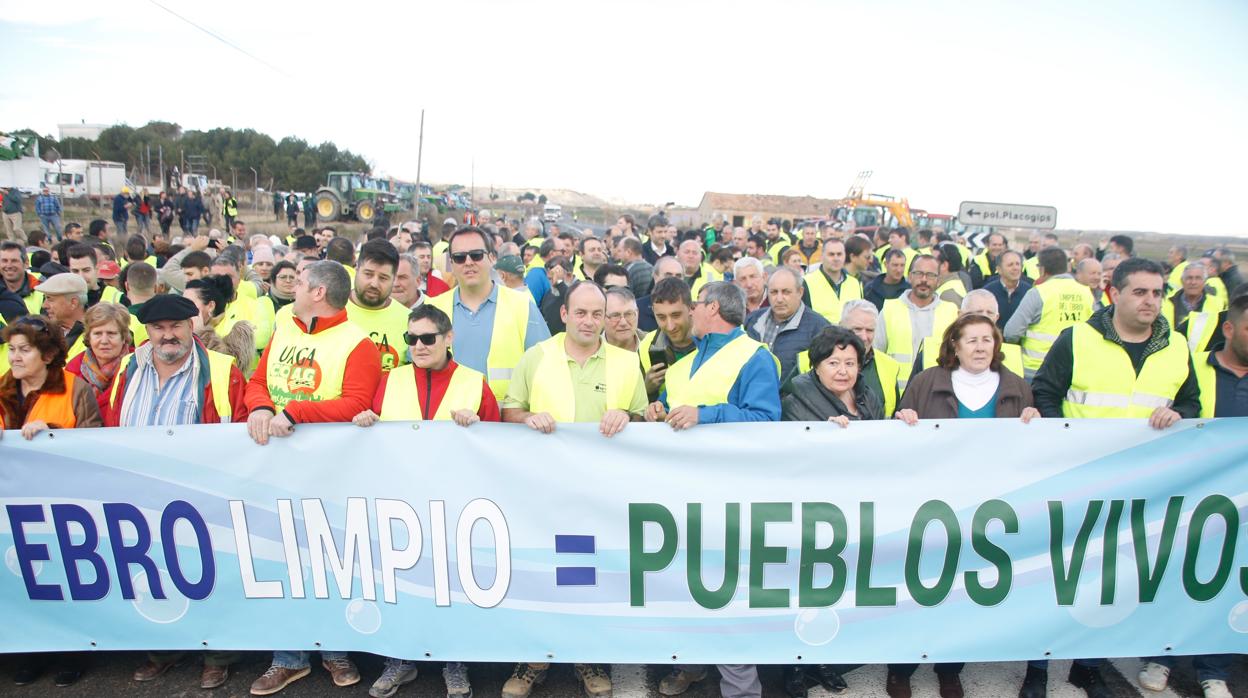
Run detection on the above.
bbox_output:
[1067,662,1111,698]
[784,666,808,698]
[53,668,82,687]
[1138,662,1171,692]
[250,665,311,695]
[937,672,964,698]
[1018,665,1047,698]
[323,657,361,687]
[133,660,177,682]
[574,664,612,698]
[201,664,230,690]
[443,662,472,698]
[502,663,548,698]
[1202,679,1232,698]
[658,668,707,696]
[815,665,847,694]
[13,664,44,686]
[885,669,912,698]
[369,660,418,698]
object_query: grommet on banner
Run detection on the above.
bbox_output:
[796,655,803,661]
[167,429,174,436]
[546,652,554,659]
[671,654,678,661]
[1197,422,1205,429]
[89,641,96,648]
[1165,645,1173,652]
[1044,651,1051,657]
[933,423,940,429]
[424,652,432,658]
[411,423,420,431]
[1064,423,1070,429]
[314,641,321,648]
[804,426,810,431]
[47,432,54,439]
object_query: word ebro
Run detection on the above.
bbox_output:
[627,496,1246,609]
[5,498,513,607]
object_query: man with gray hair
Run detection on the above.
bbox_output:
[243,260,383,693]
[603,286,644,351]
[1074,258,1105,311]
[745,267,829,384]
[649,280,779,698]
[836,299,902,417]
[733,256,768,314]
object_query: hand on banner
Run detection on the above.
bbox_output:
[352,410,380,427]
[827,415,850,428]
[1020,407,1041,424]
[247,410,273,445]
[20,420,49,441]
[644,401,667,422]
[599,409,629,437]
[269,412,295,438]
[894,408,919,426]
[451,409,480,427]
[1149,406,1181,430]
[665,405,699,430]
[524,412,556,434]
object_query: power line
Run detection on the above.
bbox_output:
[148,0,292,78]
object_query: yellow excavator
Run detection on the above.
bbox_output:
[830,171,914,235]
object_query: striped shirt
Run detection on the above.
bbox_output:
[118,345,201,427]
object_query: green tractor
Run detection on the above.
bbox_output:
[313,172,401,224]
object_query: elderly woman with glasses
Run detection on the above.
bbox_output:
[1,315,102,439]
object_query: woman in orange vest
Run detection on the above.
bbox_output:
[0,315,103,439]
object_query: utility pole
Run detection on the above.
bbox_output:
[250,168,259,213]
[414,108,424,219]
[158,145,163,190]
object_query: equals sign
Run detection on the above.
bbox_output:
[554,534,596,586]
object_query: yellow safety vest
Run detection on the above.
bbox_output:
[526,334,640,422]
[23,291,43,315]
[1182,311,1219,353]
[954,244,971,268]
[804,269,863,324]
[264,312,369,411]
[379,362,484,421]
[1207,276,1227,300]
[1162,292,1226,330]
[1062,323,1191,419]
[1193,351,1216,418]
[972,252,993,280]
[1023,256,1041,280]
[110,349,235,422]
[1166,261,1188,291]
[67,332,86,362]
[121,255,158,270]
[221,293,276,362]
[98,285,122,305]
[875,246,918,274]
[881,297,958,390]
[665,334,777,408]
[430,284,532,399]
[688,263,722,301]
[346,299,411,371]
[767,239,789,265]
[935,276,967,299]
[796,348,901,418]
[129,312,148,347]
[1020,278,1093,373]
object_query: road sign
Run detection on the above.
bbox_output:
[958,201,1057,230]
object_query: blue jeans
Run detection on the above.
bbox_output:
[1147,654,1231,682]
[39,215,61,239]
[272,650,348,670]
[113,217,128,235]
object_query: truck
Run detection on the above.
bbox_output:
[0,133,44,194]
[40,159,130,200]
[542,203,562,222]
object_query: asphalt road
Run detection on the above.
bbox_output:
[0,654,1243,698]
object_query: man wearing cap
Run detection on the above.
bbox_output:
[35,273,89,360]
[495,255,527,291]
[243,260,381,694]
[97,260,122,293]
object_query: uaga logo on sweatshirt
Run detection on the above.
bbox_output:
[273,344,323,398]
[370,332,401,371]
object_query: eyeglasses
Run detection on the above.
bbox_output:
[450,250,487,264]
[606,311,638,322]
[911,271,939,279]
[14,316,49,333]
[403,331,443,346]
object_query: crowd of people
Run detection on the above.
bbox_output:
[0,206,1245,698]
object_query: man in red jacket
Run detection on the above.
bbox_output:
[243,260,381,695]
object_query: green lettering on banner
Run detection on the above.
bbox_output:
[798,502,848,607]
[904,500,961,607]
[1100,499,1124,605]
[687,503,740,610]
[1049,500,1105,605]
[748,503,791,609]
[1131,497,1183,603]
[855,502,896,607]
[1182,495,1239,602]
[966,499,1018,606]
[628,503,677,607]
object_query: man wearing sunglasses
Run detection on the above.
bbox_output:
[429,226,549,400]
[499,280,646,698]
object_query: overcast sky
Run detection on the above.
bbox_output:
[2,0,1245,235]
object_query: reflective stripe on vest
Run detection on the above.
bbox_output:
[380,363,484,421]
[527,334,639,422]
[1184,312,1217,353]
[804,270,863,324]
[430,285,531,399]
[264,313,369,411]
[881,298,958,390]
[1061,323,1190,419]
[665,335,776,408]
[1020,278,1093,372]
[1193,351,1215,419]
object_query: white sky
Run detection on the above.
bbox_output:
[2,0,1246,235]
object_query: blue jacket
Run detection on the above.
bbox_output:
[983,276,1034,330]
[524,267,550,306]
[659,327,781,424]
[744,305,830,385]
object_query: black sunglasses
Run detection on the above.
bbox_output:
[14,316,49,333]
[450,250,487,264]
[403,331,443,346]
